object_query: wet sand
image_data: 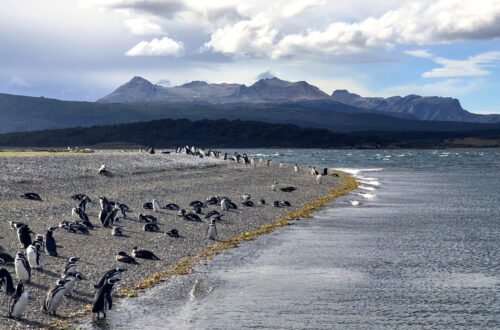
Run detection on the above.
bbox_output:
[0,151,343,329]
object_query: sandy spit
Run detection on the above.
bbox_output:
[0,151,342,329]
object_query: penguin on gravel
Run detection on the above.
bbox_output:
[44,227,58,256]
[15,252,31,283]
[0,268,15,295]
[42,278,70,316]
[92,278,121,319]
[8,283,28,319]
[206,219,218,240]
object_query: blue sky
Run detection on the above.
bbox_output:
[1,0,500,113]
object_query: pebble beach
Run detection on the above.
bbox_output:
[0,150,345,329]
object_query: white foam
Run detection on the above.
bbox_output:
[334,168,383,176]
[358,180,380,186]
[356,193,376,199]
[359,185,376,191]
[349,200,361,206]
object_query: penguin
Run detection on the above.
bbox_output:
[267,159,271,166]
[281,201,292,207]
[220,198,229,211]
[62,257,79,276]
[132,247,160,260]
[242,194,251,202]
[0,268,15,295]
[279,162,284,169]
[15,252,31,283]
[166,229,180,238]
[181,211,202,222]
[205,196,218,205]
[98,164,107,174]
[78,197,89,212]
[103,209,118,228]
[271,181,278,191]
[294,164,299,172]
[193,205,202,214]
[9,221,26,230]
[44,226,58,257]
[62,272,86,296]
[323,168,328,175]
[316,174,323,185]
[206,219,217,240]
[189,200,205,208]
[92,278,121,319]
[242,201,254,207]
[162,203,180,210]
[72,207,93,229]
[138,213,157,223]
[26,243,42,269]
[94,268,127,290]
[42,278,70,316]
[204,210,220,219]
[152,199,161,212]
[312,167,319,175]
[116,252,138,264]
[273,201,281,207]
[144,223,160,232]
[259,199,266,205]
[17,225,33,248]
[111,226,123,236]
[0,252,15,265]
[118,203,130,218]
[99,209,108,225]
[143,202,153,210]
[8,283,28,319]
[20,192,42,201]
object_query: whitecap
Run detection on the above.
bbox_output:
[359,185,376,191]
[349,200,361,206]
[356,193,376,199]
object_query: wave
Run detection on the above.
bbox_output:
[334,168,383,176]
[355,193,376,199]
[349,200,361,206]
[358,180,380,186]
[359,185,376,191]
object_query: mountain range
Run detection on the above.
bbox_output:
[98,76,500,124]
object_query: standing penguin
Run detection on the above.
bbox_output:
[17,225,32,248]
[271,181,278,191]
[62,257,79,276]
[206,219,217,240]
[0,268,15,295]
[15,252,31,283]
[152,199,161,212]
[26,243,42,269]
[220,198,229,211]
[62,272,86,296]
[44,227,58,257]
[42,278,69,316]
[316,174,323,184]
[92,278,120,319]
[294,164,299,172]
[8,283,28,319]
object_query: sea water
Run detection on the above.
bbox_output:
[85,149,500,329]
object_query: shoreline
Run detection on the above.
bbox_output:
[0,151,357,329]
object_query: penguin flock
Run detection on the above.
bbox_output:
[0,146,335,323]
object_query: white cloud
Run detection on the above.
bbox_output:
[256,70,275,80]
[405,50,433,58]
[281,0,324,18]
[126,36,184,56]
[422,51,500,78]
[382,78,480,97]
[9,76,29,87]
[203,14,277,58]
[125,18,164,35]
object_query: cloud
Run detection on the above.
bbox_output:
[256,70,275,80]
[126,36,184,56]
[422,51,500,78]
[156,79,171,86]
[405,49,433,58]
[125,18,164,35]
[203,14,277,58]
[9,76,29,87]
[382,78,480,97]
[80,0,186,19]
[281,0,325,18]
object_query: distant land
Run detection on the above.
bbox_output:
[0,119,498,149]
[98,76,500,124]
[1,92,500,135]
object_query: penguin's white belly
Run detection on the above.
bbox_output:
[15,262,29,281]
[11,291,28,317]
[47,290,66,311]
[207,226,217,240]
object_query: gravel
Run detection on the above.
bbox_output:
[0,151,340,329]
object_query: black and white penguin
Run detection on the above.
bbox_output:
[204,210,220,219]
[152,199,161,212]
[27,243,42,269]
[116,252,138,264]
[189,200,205,208]
[20,192,42,201]
[72,207,93,229]
[103,209,118,228]
[138,213,157,223]
[94,268,127,290]
[271,181,278,191]
[166,229,180,238]
[267,159,271,166]
[142,202,153,210]
[15,252,31,283]
[242,194,251,202]
[259,199,266,205]
[206,219,217,240]
[180,210,202,222]
[62,257,80,276]
[92,278,121,319]
[99,196,112,212]
[9,221,26,231]
[111,226,123,236]
[132,247,160,260]
[205,196,218,205]
[62,272,86,296]
[323,168,328,175]
[118,203,130,218]
[144,223,160,232]
[162,203,180,210]
[8,283,28,319]
[44,227,58,257]
[242,201,254,207]
[17,225,33,248]
[316,174,323,184]
[294,164,299,172]
[0,252,15,265]
[42,278,70,316]
[0,268,15,295]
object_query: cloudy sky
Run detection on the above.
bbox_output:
[1,0,500,113]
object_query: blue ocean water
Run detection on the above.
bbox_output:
[85,149,500,329]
